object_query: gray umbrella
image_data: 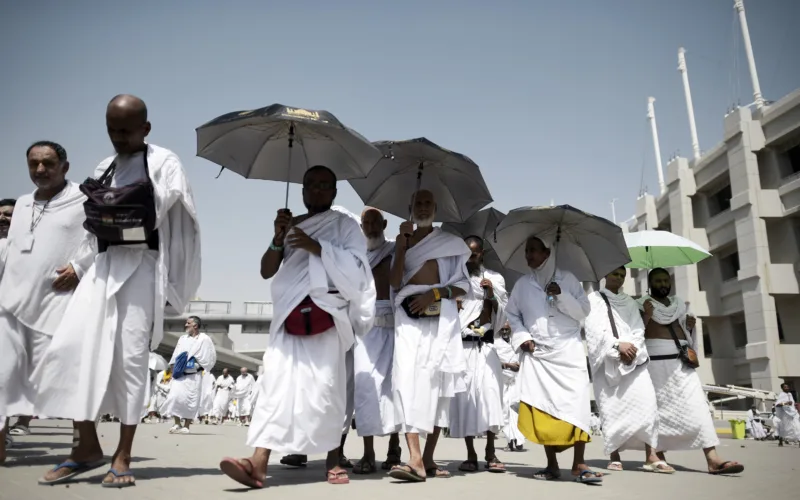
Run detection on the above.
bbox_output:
[442,208,524,289]
[196,104,381,206]
[348,138,493,223]
[493,205,631,281]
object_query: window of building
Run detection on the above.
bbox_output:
[720,252,740,281]
[778,313,785,343]
[788,144,800,176]
[733,319,748,349]
[703,328,713,357]
[708,184,732,217]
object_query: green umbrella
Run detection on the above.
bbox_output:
[624,230,711,269]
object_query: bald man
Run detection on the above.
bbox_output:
[351,207,401,474]
[34,94,202,487]
[388,190,470,481]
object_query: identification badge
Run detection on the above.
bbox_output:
[18,232,34,252]
[122,227,146,241]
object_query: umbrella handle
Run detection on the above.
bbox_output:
[404,162,424,248]
[284,124,295,209]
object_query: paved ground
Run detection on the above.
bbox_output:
[1,420,797,500]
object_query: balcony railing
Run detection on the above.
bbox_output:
[244,302,274,316]
[187,301,232,314]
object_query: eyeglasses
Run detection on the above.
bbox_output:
[303,181,335,191]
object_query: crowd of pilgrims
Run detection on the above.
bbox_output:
[0,94,753,490]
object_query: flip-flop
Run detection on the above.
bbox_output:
[352,460,376,475]
[607,461,623,471]
[709,461,744,475]
[280,454,307,468]
[458,460,479,472]
[101,468,136,488]
[486,458,506,473]
[37,459,106,485]
[574,469,603,484]
[425,466,451,478]
[326,470,350,485]
[388,464,426,482]
[219,457,264,489]
[532,469,560,481]
[642,461,674,474]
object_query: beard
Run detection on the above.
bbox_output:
[366,234,386,250]
[651,286,671,298]
[466,260,482,276]
[412,214,434,228]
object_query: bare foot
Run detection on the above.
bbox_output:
[220,457,266,488]
[41,447,104,483]
[102,452,135,487]
[572,463,603,482]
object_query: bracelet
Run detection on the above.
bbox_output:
[432,288,441,301]
[269,242,284,252]
[446,286,452,298]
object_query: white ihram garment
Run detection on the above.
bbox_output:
[495,336,525,443]
[33,145,201,426]
[0,182,90,418]
[213,375,234,419]
[198,372,215,418]
[161,332,217,420]
[354,240,399,437]
[0,239,7,279]
[392,228,470,435]
[775,392,800,441]
[448,269,507,438]
[233,373,256,417]
[585,289,658,455]
[506,266,592,435]
[639,295,719,450]
[247,209,375,454]
[151,371,171,415]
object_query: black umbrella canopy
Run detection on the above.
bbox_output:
[348,137,493,223]
[195,104,381,183]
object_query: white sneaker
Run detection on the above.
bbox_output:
[179,427,190,434]
[169,425,181,434]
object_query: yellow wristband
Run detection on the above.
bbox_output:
[432,288,441,301]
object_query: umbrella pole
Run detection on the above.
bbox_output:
[404,162,424,248]
[284,124,295,209]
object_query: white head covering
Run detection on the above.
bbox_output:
[529,234,556,289]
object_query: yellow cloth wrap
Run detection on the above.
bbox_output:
[518,403,590,452]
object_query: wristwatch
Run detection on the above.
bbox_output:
[612,341,620,351]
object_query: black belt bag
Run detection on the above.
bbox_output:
[401,295,442,319]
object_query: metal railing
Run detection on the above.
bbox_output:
[187,301,232,314]
[244,302,274,316]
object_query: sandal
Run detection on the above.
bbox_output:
[339,454,353,469]
[574,469,603,484]
[709,461,744,475]
[352,460,376,475]
[425,466,451,478]
[533,468,560,481]
[607,461,623,471]
[8,425,31,436]
[101,468,136,488]
[381,448,402,470]
[388,464,426,482]
[486,457,506,473]
[219,457,264,489]
[280,454,307,468]
[326,469,350,485]
[642,461,674,474]
[37,459,106,485]
[458,460,479,472]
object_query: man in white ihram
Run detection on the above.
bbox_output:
[0,142,91,465]
[584,267,663,472]
[494,321,525,451]
[351,207,402,474]
[640,268,743,475]
[33,95,202,487]
[233,367,256,426]
[388,189,470,482]
[212,368,234,424]
[449,236,507,473]
[160,316,217,434]
[775,383,800,447]
[219,165,374,488]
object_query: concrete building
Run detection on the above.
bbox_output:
[623,88,800,396]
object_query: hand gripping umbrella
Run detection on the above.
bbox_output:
[196,104,382,207]
[492,205,631,282]
[348,137,493,224]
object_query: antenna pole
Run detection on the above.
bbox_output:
[647,97,666,195]
[734,0,765,109]
[678,48,702,160]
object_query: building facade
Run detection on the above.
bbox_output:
[623,88,800,395]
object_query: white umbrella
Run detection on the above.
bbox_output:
[196,104,382,206]
[624,230,711,269]
[149,353,168,372]
[493,205,631,281]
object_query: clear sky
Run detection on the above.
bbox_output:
[2,0,799,309]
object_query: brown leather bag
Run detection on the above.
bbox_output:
[667,323,700,369]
